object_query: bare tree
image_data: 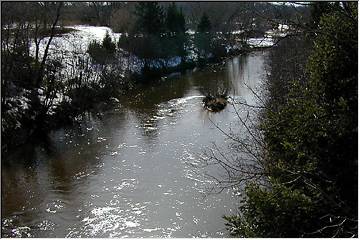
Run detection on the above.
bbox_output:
[36,2,63,87]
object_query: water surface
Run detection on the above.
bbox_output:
[2,51,267,237]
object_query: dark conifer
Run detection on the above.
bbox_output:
[197,13,211,33]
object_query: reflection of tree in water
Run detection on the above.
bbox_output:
[2,130,55,167]
[119,73,195,142]
[226,52,267,100]
[226,54,248,96]
[119,67,240,142]
[196,68,234,97]
[122,73,193,109]
[1,113,122,230]
[132,109,161,142]
[2,132,59,230]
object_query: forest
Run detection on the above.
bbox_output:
[1,1,358,238]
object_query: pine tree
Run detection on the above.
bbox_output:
[309,2,332,28]
[177,8,186,33]
[165,3,185,33]
[134,2,164,35]
[102,31,116,54]
[195,12,212,64]
[197,13,211,33]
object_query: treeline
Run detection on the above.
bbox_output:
[66,2,310,72]
[91,2,248,80]
[224,2,357,237]
[117,2,189,77]
[59,2,308,33]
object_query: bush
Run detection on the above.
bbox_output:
[225,183,316,237]
[211,37,227,59]
[102,31,116,55]
[87,31,116,64]
[87,40,105,64]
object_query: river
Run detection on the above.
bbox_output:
[2,51,268,237]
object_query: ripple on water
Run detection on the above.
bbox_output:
[45,200,65,214]
[143,227,162,233]
[165,95,204,108]
[113,178,137,191]
[37,220,56,231]
[96,137,107,143]
[74,170,96,180]
[80,203,147,237]
[110,151,118,156]
[10,226,32,237]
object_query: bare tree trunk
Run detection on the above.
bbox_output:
[34,19,41,63]
[36,2,63,87]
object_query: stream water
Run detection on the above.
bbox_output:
[2,51,268,237]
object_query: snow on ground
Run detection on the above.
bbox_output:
[29,25,122,60]
[28,25,180,75]
[186,29,195,35]
[29,25,132,88]
[26,26,126,114]
[31,25,285,60]
[165,56,182,68]
[72,25,122,43]
[232,30,245,34]
[28,25,277,77]
[278,24,289,31]
[247,37,274,48]
[6,25,277,120]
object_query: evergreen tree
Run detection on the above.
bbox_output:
[197,13,211,33]
[134,2,164,35]
[177,9,186,33]
[309,2,332,28]
[165,3,185,33]
[195,13,213,64]
[102,31,116,55]
[88,31,116,64]
[163,3,187,63]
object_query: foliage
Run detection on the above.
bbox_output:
[87,31,116,64]
[197,13,212,32]
[306,2,357,207]
[194,32,212,64]
[134,2,165,35]
[225,183,316,237]
[1,2,65,151]
[225,3,358,238]
[120,2,189,74]
[194,13,214,63]
[102,31,117,54]
[88,41,103,62]
[309,2,335,28]
[210,36,228,59]
[165,3,186,33]
[1,3,130,152]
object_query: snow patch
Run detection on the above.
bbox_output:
[247,37,274,48]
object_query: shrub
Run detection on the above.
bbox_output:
[87,31,116,64]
